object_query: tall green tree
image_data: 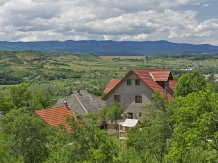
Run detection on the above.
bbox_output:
[8,83,32,109]
[106,101,124,131]
[50,115,119,163]
[174,70,207,98]
[98,106,108,121]
[32,91,54,109]
[167,86,218,162]
[0,91,11,114]
[0,108,50,163]
[124,91,172,163]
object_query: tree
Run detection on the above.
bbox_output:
[0,91,11,114]
[8,83,32,109]
[0,108,50,163]
[174,70,207,98]
[125,91,172,163]
[106,101,124,131]
[167,86,218,162]
[44,128,72,163]
[50,115,119,163]
[98,106,108,121]
[32,91,54,109]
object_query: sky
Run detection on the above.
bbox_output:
[0,0,218,45]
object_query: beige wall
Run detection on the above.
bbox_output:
[106,73,153,120]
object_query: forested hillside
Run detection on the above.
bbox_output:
[1,40,218,55]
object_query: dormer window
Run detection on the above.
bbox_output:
[135,79,140,85]
[127,79,132,85]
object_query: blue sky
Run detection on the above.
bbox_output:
[0,0,217,45]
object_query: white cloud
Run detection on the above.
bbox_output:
[0,0,217,45]
[193,2,200,5]
[203,3,210,7]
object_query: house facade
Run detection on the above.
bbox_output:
[102,68,176,120]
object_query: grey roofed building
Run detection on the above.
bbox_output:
[53,90,106,116]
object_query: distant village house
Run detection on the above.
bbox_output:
[102,68,177,121]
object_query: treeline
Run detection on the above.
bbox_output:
[158,51,218,61]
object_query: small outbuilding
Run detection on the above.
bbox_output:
[118,119,141,140]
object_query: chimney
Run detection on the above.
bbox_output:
[63,100,67,107]
[63,100,71,110]
[77,90,82,96]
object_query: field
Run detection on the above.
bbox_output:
[1,50,218,97]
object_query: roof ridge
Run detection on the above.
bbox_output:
[149,72,155,81]
[149,70,170,72]
[149,70,167,72]
[75,94,88,113]
[53,96,70,108]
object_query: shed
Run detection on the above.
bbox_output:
[118,119,141,140]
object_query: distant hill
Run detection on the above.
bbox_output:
[0,40,218,56]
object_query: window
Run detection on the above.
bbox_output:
[139,112,143,117]
[127,79,132,85]
[135,95,142,103]
[114,95,121,102]
[135,79,140,85]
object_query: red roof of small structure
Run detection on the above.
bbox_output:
[34,105,74,127]
[102,68,176,100]
[103,79,120,94]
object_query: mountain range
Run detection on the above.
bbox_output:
[1,40,218,56]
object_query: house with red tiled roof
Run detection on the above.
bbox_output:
[34,105,74,128]
[102,68,177,120]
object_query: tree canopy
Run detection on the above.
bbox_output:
[174,70,207,97]
[168,86,218,162]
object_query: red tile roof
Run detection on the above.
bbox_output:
[103,79,120,94]
[34,105,74,127]
[102,68,176,100]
